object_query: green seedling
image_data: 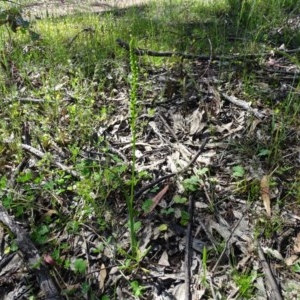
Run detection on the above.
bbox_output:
[199,246,209,287]
[183,167,209,192]
[142,199,153,214]
[232,269,258,299]
[174,194,188,204]
[73,258,87,274]
[130,280,146,297]
[232,165,245,178]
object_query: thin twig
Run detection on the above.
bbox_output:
[67,27,95,47]
[211,211,246,274]
[17,97,46,103]
[116,38,265,61]
[208,277,217,299]
[157,113,179,143]
[117,38,213,60]
[2,0,20,5]
[185,195,194,300]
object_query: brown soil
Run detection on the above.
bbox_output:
[22,0,149,18]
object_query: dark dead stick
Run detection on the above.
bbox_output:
[116,38,213,60]
[134,135,209,199]
[257,242,283,300]
[116,38,264,61]
[211,211,246,274]
[0,203,63,300]
[185,195,194,300]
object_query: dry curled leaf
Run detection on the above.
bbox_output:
[285,255,299,266]
[261,175,271,217]
[293,232,300,254]
[158,250,170,266]
[189,109,206,135]
[43,254,57,266]
[98,263,107,291]
[143,184,170,216]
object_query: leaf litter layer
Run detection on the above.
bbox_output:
[0,0,300,299]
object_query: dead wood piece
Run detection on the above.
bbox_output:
[116,38,213,61]
[17,97,45,103]
[0,203,63,300]
[257,242,283,300]
[21,144,81,179]
[221,93,266,119]
[116,38,266,61]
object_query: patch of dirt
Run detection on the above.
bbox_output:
[22,0,149,18]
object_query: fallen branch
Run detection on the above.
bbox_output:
[116,38,265,61]
[21,144,81,179]
[17,97,46,103]
[257,241,283,300]
[221,93,267,119]
[0,203,63,300]
[67,27,95,47]
[116,38,213,60]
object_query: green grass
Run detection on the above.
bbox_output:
[0,0,300,298]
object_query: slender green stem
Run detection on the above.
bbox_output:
[128,37,139,255]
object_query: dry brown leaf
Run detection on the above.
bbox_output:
[261,175,271,217]
[172,283,186,299]
[143,184,170,216]
[261,246,283,260]
[189,109,206,135]
[139,223,153,253]
[285,255,299,266]
[293,232,300,254]
[207,84,221,117]
[249,119,262,133]
[158,250,170,266]
[215,122,233,133]
[172,113,186,135]
[98,263,107,291]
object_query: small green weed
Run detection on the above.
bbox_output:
[199,246,209,287]
[233,269,257,299]
[183,167,209,192]
[73,258,87,274]
[31,224,50,245]
[292,263,300,273]
[118,246,150,274]
[232,165,245,178]
[130,280,146,298]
